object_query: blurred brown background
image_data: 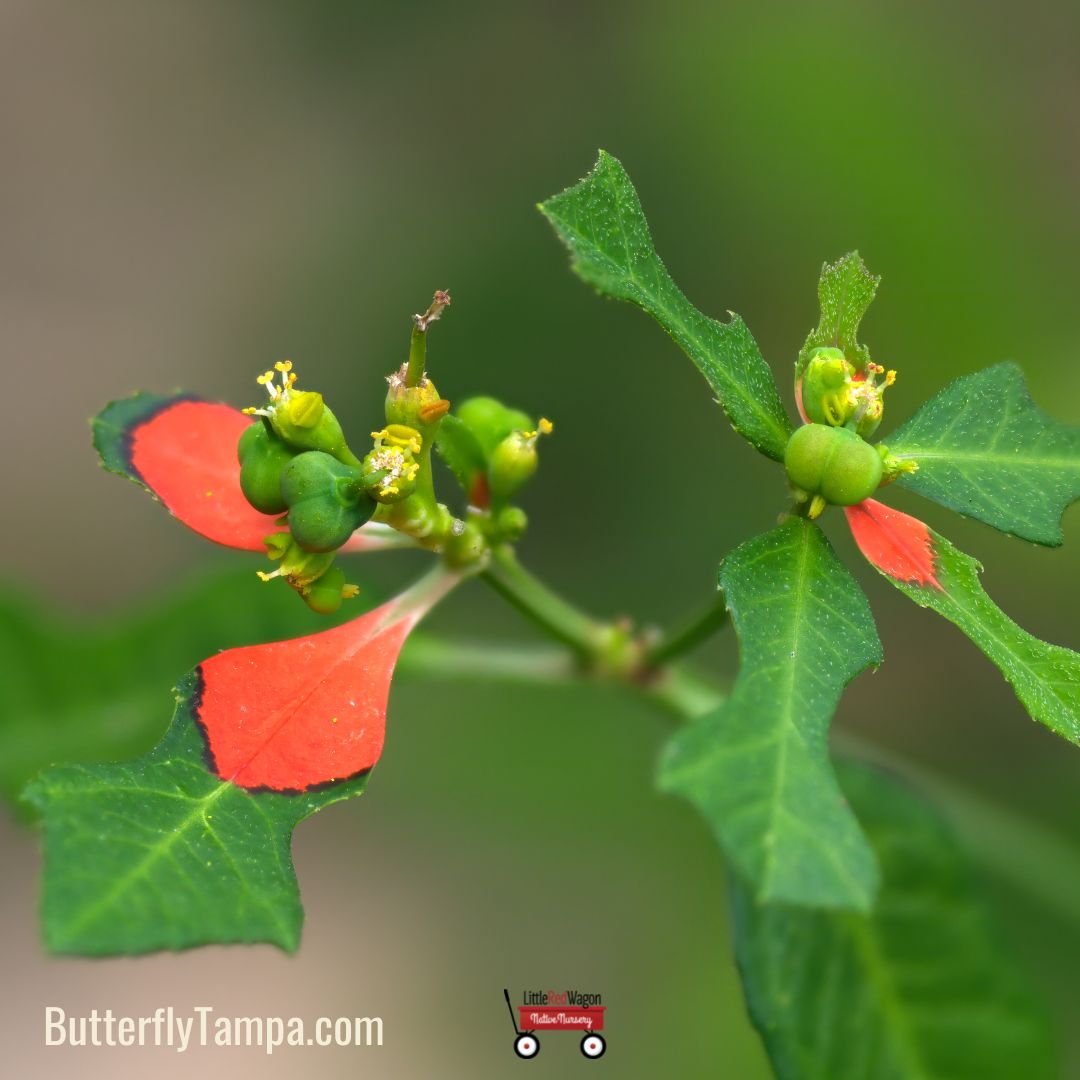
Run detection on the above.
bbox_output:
[3,0,1079,1076]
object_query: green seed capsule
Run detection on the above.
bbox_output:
[238,421,295,515]
[280,451,376,553]
[784,423,883,508]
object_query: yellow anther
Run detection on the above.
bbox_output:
[885,370,897,387]
[521,418,554,441]
[242,407,257,415]
[342,583,360,599]
[256,372,274,385]
[371,425,422,454]
[256,570,279,582]
[275,360,293,373]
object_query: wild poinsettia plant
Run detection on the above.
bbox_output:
[21,151,1080,1077]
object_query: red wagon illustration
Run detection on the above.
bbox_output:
[503,988,606,1059]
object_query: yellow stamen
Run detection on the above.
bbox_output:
[521,417,554,441]
[342,584,360,599]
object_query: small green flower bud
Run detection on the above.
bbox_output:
[784,423,883,511]
[237,420,295,515]
[258,534,334,588]
[243,361,360,466]
[256,535,360,613]
[280,451,376,553]
[798,348,897,438]
[801,347,857,427]
[493,505,528,542]
[442,517,487,569]
[271,394,360,465]
[488,419,553,499]
[455,396,535,456]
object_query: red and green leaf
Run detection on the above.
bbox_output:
[23,568,459,953]
[844,499,939,589]
[847,499,1080,746]
[93,393,285,551]
[91,392,401,553]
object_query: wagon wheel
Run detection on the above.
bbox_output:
[514,1032,540,1058]
[580,1032,606,1059]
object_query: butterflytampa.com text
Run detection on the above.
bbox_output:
[44,1005,383,1054]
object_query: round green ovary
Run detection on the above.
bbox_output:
[784,424,882,506]
[280,452,375,552]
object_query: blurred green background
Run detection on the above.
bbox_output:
[3,0,1080,1076]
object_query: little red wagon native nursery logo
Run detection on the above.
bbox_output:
[502,988,606,1060]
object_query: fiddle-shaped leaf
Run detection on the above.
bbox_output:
[93,392,403,553]
[884,363,1080,545]
[847,500,1080,745]
[659,518,882,911]
[540,151,793,461]
[23,568,458,954]
[0,567,363,811]
[733,760,1056,1080]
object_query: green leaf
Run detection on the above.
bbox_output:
[733,760,1057,1080]
[886,362,1080,545]
[434,413,487,494]
[539,151,793,461]
[0,568,362,812]
[797,252,880,378]
[23,672,369,954]
[866,524,1080,747]
[659,518,882,911]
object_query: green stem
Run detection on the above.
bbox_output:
[406,323,427,388]
[481,546,612,659]
[400,636,577,683]
[645,594,728,668]
[396,631,1080,930]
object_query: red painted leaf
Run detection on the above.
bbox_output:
[844,499,941,590]
[195,570,458,791]
[106,395,393,553]
[129,399,285,551]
